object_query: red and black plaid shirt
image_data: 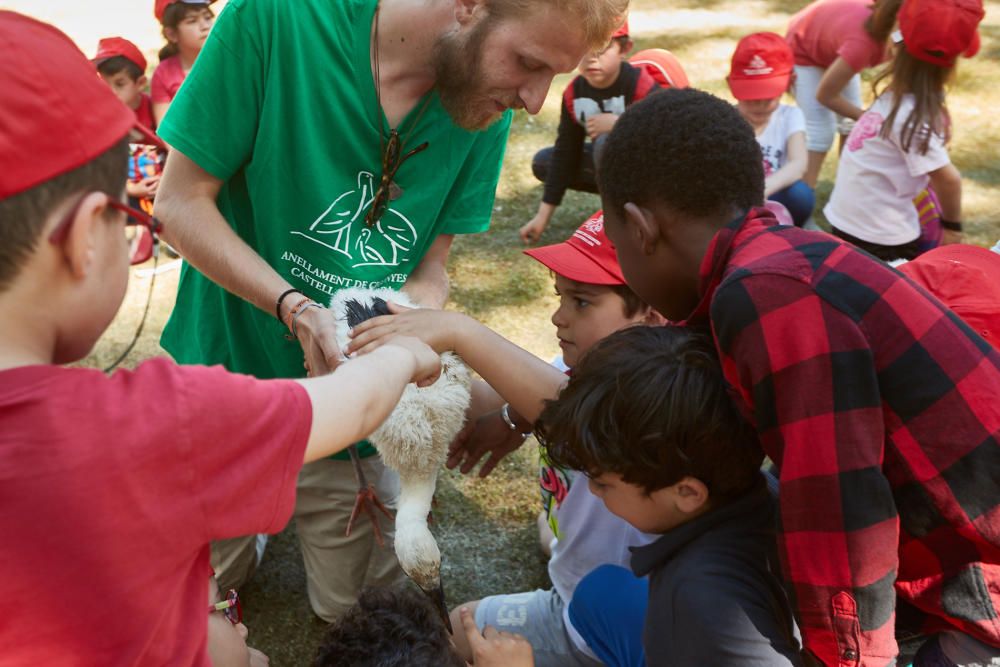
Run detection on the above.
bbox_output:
[686,209,1000,666]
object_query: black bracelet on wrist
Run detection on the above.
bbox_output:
[275,288,304,321]
[940,219,963,232]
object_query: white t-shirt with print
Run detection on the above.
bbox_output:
[825,93,951,246]
[756,103,806,177]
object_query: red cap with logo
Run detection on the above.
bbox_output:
[524,211,625,285]
[93,36,147,73]
[898,0,984,67]
[155,0,215,23]
[0,11,151,201]
[898,244,1000,349]
[727,32,794,101]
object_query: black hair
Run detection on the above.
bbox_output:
[598,87,764,219]
[535,325,763,503]
[313,587,465,667]
[96,55,144,81]
[0,138,128,291]
[608,283,646,318]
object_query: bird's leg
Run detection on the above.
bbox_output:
[345,444,393,546]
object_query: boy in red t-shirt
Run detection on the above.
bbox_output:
[0,11,440,665]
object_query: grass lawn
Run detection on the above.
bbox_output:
[79,0,999,662]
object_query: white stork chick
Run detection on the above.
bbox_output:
[330,287,471,623]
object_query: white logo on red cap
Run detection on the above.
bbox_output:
[573,213,605,247]
[744,54,773,76]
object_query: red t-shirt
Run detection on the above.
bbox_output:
[151,56,187,103]
[786,0,889,71]
[134,92,156,130]
[0,358,310,665]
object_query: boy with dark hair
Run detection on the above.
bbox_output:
[313,587,534,667]
[0,11,439,663]
[597,84,1000,666]
[93,36,163,260]
[348,212,662,666]
[535,324,802,666]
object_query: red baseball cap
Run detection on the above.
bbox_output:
[898,0,984,67]
[629,48,690,89]
[612,19,629,39]
[93,36,147,74]
[524,211,625,285]
[0,11,160,201]
[155,0,215,23]
[898,244,1000,349]
[727,32,794,101]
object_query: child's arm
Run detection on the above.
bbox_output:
[585,113,618,140]
[764,131,808,197]
[928,163,963,244]
[815,57,865,121]
[348,306,567,424]
[460,608,535,667]
[296,336,441,463]
[520,202,557,244]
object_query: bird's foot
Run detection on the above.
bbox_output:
[345,484,394,547]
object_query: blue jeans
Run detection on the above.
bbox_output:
[567,565,649,667]
[769,179,815,227]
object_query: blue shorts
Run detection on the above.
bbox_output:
[568,565,649,667]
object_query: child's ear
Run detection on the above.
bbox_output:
[60,193,108,280]
[673,476,710,514]
[623,202,660,256]
[640,307,668,326]
[621,38,634,56]
[454,0,484,26]
[137,74,148,89]
[163,27,179,45]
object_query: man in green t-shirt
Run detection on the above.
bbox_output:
[153,0,628,622]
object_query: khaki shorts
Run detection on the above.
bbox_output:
[211,455,406,622]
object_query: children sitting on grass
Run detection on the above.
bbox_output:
[595,61,999,667]
[348,212,662,666]
[825,0,979,261]
[520,21,659,244]
[0,11,439,663]
[313,586,534,667]
[728,32,814,227]
[537,325,803,666]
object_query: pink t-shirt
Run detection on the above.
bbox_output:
[0,358,310,665]
[786,0,889,71]
[151,55,187,103]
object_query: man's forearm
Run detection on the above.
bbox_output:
[155,152,293,319]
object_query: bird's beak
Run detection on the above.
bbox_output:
[426,580,453,634]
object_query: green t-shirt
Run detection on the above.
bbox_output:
[157,0,511,457]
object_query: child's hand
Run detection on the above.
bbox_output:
[126,176,160,199]
[383,335,442,387]
[347,303,467,356]
[519,215,548,244]
[585,113,618,139]
[460,608,534,667]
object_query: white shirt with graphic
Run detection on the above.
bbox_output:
[825,93,951,246]
[756,103,806,177]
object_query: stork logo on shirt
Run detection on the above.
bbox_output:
[574,95,626,124]
[744,54,773,76]
[291,171,418,268]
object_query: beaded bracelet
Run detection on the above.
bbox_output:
[282,296,314,337]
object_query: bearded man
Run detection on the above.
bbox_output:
[153,0,627,622]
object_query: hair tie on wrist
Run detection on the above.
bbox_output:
[276,288,304,322]
[940,219,963,232]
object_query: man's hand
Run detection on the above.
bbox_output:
[290,305,345,376]
[461,608,534,667]
[585,113,618,140]
[347,302,467,356]
[447,408,527,477]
